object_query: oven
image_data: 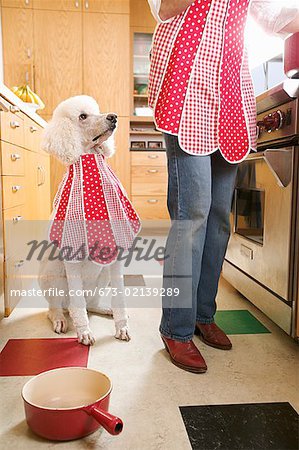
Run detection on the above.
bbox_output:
[223,81,299,336]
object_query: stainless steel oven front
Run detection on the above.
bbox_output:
[224,146,297,333]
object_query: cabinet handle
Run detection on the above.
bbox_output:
[9,105,20,114]
[12,185,22,193]
[27,48,31,59]
[11,153,21,161]
[85,0,89,9]
[147,169,158,173]
[30,126,37,133]
[15,260,25,268]
[25,0,30,5]
[75,0,79,7]
[147,199,158,204]
[148,154,158,159]
[38,166,46,186]
[10,121,20,129]
[42,166,46,185]
[13,215,23,223]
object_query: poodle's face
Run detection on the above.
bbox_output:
[42,95,117,165]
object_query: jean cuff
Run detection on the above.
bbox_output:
[196,318,215,325]
[159,326,194,343]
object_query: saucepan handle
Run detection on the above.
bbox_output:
[84,406,123,435]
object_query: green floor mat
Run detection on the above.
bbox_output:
[215,310,270,335]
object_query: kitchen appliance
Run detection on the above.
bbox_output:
[223,79,299,335]
[284,32,299,79]
[22,367,123,440]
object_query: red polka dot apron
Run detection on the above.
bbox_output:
[49,153,141,265]
[149,0,256,163]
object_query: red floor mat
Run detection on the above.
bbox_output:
[0,338,89,376]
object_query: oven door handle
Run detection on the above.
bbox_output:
[246,149,293,188]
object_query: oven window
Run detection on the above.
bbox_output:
[235,188,265,245]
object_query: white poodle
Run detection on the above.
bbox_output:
[38,95,140,345]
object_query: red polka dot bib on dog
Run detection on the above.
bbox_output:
[49,153,141,265]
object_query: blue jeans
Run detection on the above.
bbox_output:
[160,134,238,342]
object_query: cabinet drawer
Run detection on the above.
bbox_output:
[1,142,25,176]
[4,255,25,316]
[0,110,24,148]
[131,165,167,196]
[24,116,43,152]
[132,196,169,220]
[2,176,26,209]
[3,205,27,260]
[131,151,166,167]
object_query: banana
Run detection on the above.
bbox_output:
[10,84,45,110]
[27,87,45,109]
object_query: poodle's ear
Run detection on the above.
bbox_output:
[41,117,82,165]
[101,135,115,158]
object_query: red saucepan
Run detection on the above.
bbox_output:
[22,367,123,441]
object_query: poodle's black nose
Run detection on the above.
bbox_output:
[106,114,117,124]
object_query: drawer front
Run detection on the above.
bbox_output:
[131,151,166,167]
[131,165,167,196]
[132,196,169,220]
[0,110,24,147]
[3,205,27,260]
[2,176,26,209]
[4,255,25,315]
[1,142,25,176]
[24,116,43,152]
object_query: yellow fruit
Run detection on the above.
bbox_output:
[29,90,45,109]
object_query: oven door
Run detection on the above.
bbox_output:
[225,147,294,302]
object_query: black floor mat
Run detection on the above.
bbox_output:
[180,402,298,450]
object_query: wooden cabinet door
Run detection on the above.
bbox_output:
[83,12,130,116]
[24,150,51,220]
[83,0,129,14]
[33,9,82,116]
[36,153,51,220]
[108,117,130,196]
[2,0,31,8]
[33,0,82,11]
[1,7,34,88]
[130,0,156,29]
[24,149,37,220]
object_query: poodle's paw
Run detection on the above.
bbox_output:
[48,311,68,334]
[115,320,131,341]
[77,328,95,346]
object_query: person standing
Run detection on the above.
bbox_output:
[147,0,299,373]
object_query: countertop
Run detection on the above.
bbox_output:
[0,83,47,128]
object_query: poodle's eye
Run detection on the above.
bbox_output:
[79,113,88,121]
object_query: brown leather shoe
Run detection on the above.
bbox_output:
[161,335,207,373]
[195,322,232,350]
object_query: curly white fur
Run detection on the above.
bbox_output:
[41,95,116,165]
[39,95,130,345]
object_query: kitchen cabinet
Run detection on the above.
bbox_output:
[1,0,31,8]
[108,117,131,196]
[32,0,81,11]
[1,6,34,88]
[83,12,130,116]
[0,95,50,316]
[130,0,156,29]
[84,0,129,14]
[33,9,82,117]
